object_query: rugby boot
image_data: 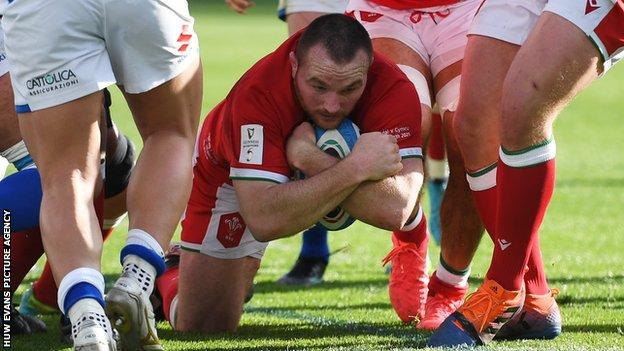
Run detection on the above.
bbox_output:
[60,314,73,344]
[427,279,524,347]
[19,284,58,315]
[277,257,328,286]
[10,307,47,335]
[71,308,116,351]
[417,273,467,330]
[495,288,561,340]
[106,256,163,351]
[382,235,429,324]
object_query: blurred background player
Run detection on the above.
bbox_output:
[346,0,485,327]
[3,0,203,349]
[429,0,623,347]
[156,14,425,333]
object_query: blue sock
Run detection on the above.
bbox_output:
[64,282,105,313]
[0,168,42,232]
[299,224,329,262]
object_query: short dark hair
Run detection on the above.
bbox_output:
[296,14,373,65]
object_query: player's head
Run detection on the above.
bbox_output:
[290,14,373,130]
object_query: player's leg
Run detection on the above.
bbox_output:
[419,56,485,330]
[425,111,446,246]
[175,252,260,332]
[102,1,202,348]
[23,134,134,324]
[17,94,113,349]
[286,12,327,34]
[3,0,119,346]
[394,0,483,330]
[428,2,524,345]
[162,166,268,332]
[0,74,21,155]
[490,6,618,340]
[2,228,47,335]
[349,5,433,322]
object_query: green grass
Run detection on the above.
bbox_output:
[11,1,624,350]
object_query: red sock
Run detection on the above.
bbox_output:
[487,158,555,291]
[471,186,497,241]
[428,113,445,162]
[524,239,549,295]
[157,266,179,322]
[392,212,428,248]
[5,229,44,294]
[32,263,58,308]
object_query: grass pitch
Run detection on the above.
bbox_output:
[11,1,624,350]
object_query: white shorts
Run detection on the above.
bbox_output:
[347,0,480,77]
[2,0,199,112]
[0,26,8,77]
[181,183,268,260]
[470,0,624,72]
[278,0,348,20]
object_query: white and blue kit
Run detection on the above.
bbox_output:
[1,0,199,113]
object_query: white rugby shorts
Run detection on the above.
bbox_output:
[346,0,481,77]
[470,0,624,72]
[181,183,268,260]
[279,0,349,18]
[2,0,199,112]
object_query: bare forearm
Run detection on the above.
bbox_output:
[342,171,423,230]
[236,158,363,241]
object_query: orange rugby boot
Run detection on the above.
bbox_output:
[427,279,525,347]
[495,288,561,340]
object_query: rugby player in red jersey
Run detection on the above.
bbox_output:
[429,0,624,347]
[156,14,426,333]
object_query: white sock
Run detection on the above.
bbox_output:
[120,254,157,297]
[126,228,164,257]
[436,261,470,288]
[57,268,105,315]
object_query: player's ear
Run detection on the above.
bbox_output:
[289,51,298,78]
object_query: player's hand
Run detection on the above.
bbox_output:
[286,122,319,170]
[225,0,255,14]
[348,132,402,181]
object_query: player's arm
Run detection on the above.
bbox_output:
[293,144,422,230]
[340,156,423,230]
[234,123,402,241]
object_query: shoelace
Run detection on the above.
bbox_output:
[460,288,503,333]
[381,243,424,268]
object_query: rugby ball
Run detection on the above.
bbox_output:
[314,119,360,231]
